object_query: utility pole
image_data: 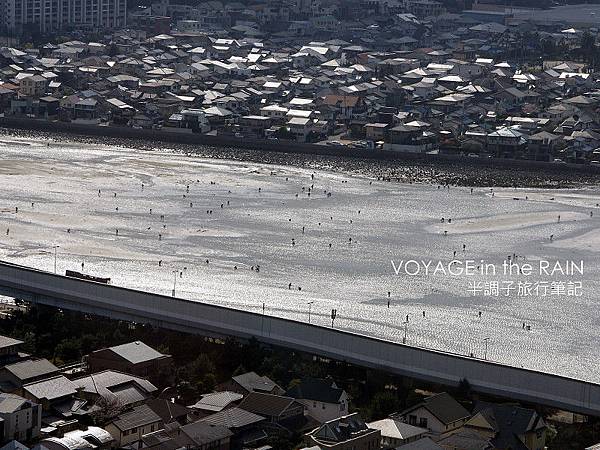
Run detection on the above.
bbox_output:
[307,301,314,323]
[53,245,59,274]
[484,337,490,360]
[171,270,178,297]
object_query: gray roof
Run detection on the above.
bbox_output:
[112,404,162,431]
[23,376,78,401]
[286,378,345,403]
[232,372,280,394]
[399,393,470,426]
[314,413,371,443]
[4,359,59,382]
[367,419,426,440]
[74,370,157,406]
[201,407,265,429]
[0,393,34,413]
[0,336,23,349]
[191,391,243,412]
[180,421,233,445]
[107,341,166,364]
[395,437,444,450]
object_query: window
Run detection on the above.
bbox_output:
[408,415,417,425]
[123,430,129,436]
[419,418,428,428]
[131,427,138,433]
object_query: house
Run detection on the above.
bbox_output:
[321,95,361,119]
[286,378,349,423]
[287,117,315,141]
[367,418,427,448]
[239,115,272,137]
[190,391,244,418]
[21,376,78,412]
[105,404,163,448]
[74,98,98,120]
[238,392,304,427]
[304,413,380,450]
[0,336,23,365]
[153,420,233,450]
[459,402,547,450]
[394,392,470,436]
[200,407,266,449]
[0,360,60,393]
[365,123,390,141]
[0,394,41,444]
[384,125,437,153]
[73,370,158,409]
[86,341,173,385]
[217,372,284,397]
[19,76,47,97]
[486,127,527,158]
[146,398,192,426]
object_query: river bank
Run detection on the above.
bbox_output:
[1,122,599,188]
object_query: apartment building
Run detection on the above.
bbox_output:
[3,0,126,34]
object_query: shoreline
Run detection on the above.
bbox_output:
[1,120,600,188]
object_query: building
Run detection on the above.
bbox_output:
[367,418,427,448]
[461,402,547,450]
[0,393,41,444]
[384,124,438,153]
[238,392,304,427]
[0,359,59,393]
[153,421,233,450]
[73,370,158,409]
[217,372,284,396]
[200,407,266,448]
[286,378,349,423]
[3,0,127,35]
[105,404,163,448]
[304,413,380,450]
[38,426,114,450]
[19,76,47,98]
[21,376,78,411]
[394,392,471,436]
[85,341,172,384]
[0,336,24,366]
[190,391,244,418]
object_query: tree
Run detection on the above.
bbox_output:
[92,395,124,424]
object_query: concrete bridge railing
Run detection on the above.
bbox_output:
[0,260,597,416]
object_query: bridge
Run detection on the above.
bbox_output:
[0,260,598,416]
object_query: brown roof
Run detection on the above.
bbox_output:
[238,392,302,418]
[322,95,359,108]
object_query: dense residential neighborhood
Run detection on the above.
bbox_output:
[2,0,600,162]
[0,326,568,450]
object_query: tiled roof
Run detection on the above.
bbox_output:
[201,407,265,429]
[4,358,59,382]
[23,376,78,401]
[112,404,162,431]
[238,392,300,417]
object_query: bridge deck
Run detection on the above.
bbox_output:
[0,260,597,415]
